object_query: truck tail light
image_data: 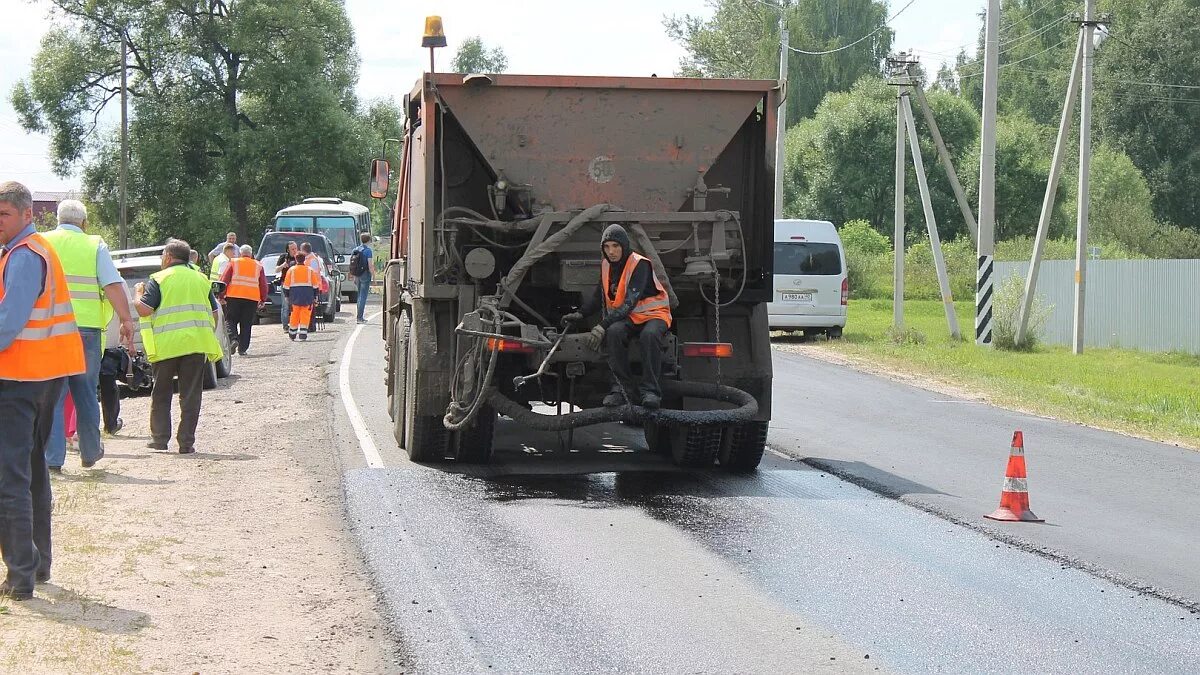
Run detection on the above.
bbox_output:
[681,342,733,358]
[486,338,534,354]
[841,277,849,306]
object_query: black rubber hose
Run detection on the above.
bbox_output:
[486,379,759,431]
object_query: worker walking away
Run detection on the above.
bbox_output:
[42,199,137,471]
[209,242,236,282]
[0,181,86,600]
[348,233,373,323]
[218,244,267,355]
[562,224,672,409]
[283,251,317,341]
[134,239,223,454]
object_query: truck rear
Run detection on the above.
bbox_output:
[374,72,778,470]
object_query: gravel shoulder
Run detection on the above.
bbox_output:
[0,317,396,673]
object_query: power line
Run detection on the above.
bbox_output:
[785,0,918,56]
[997,66,1200,90]
[959,34,1075,78]
[1001,0,1063,31]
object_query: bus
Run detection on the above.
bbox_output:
[272,197,370,302]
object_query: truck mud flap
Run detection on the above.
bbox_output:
[486,379,759,431]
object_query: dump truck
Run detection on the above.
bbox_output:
[371,72,778,470]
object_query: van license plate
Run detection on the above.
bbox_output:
[781,292,813,303]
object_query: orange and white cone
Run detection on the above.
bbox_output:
[985,431,1043,522]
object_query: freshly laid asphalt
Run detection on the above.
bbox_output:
[330,316,1200,673]
[768,347,1200,606]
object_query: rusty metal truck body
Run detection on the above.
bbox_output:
[380,72,778,469]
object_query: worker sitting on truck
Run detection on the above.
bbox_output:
[562,224,672,409]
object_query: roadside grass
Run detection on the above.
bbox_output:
[788,299,1200,448]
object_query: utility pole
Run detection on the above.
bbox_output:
[774,12,789,219]
[888,55,915,332]
[975,0,1000,346]
[1072,0,1097,354]
[119,32,129,249]
[1016,32,1084,347]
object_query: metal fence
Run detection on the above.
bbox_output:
[993,259,1200,354]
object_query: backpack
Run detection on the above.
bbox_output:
[348,246,369,276]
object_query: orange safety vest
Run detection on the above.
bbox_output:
[0,232,86,381]
[226,256,263,302]
[601,252,672,328]
[283,263,317,289]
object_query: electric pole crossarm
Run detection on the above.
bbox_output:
[1016,30,1085,347]
[911,83,978,247]
[902,95,961,340]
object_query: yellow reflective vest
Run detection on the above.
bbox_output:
[42,227,114,329]
[139,264,223,364]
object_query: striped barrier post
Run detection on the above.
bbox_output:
[976,255,993,345]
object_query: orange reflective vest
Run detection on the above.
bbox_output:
[226,256,263,302]
[0,232,86,381]
[284,263,317,289]
[601,252,672,327]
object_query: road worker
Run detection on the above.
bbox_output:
[42,199,137,471]
[209,242,236,282]
[562,224,672,409]
[217,244,267,356]
[207,232,237,264]
[283,251,318,342]
[134,239,223,454]
[0,181,86,600]
[275,240,299,330]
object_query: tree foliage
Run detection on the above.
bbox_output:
[10,0,400,248]
[664,0,892,122]
[450,36,509,74]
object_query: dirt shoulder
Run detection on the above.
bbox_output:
[0,318,396,673]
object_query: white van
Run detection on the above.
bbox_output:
[767,219,848,337]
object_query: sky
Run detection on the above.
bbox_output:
[1,0,984,193]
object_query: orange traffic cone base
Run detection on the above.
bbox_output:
[985,507,1043,522]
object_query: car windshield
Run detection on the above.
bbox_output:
[774,242,842,275]
[258,233,332,261]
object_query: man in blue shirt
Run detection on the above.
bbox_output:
[0,181,73,599]
[349,232,373,323]
[44,200,137,472]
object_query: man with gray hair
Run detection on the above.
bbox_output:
[43,199,137,472]
[134,239,223,453]
[0,180,86,599]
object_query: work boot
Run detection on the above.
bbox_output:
[0,582,33,601]
[640,393,662,409]
[602,391,626,407]
[82,446,104,469]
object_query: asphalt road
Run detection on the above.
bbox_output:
[769,346,1200,606]
[330,311,1200,673]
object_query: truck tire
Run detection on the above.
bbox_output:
[347,290,358,304]
[670,424,721,468]
[390,313,410,446]
[402,301,451,463]
[453,404,495,464]
[719,421,769,473]
[643,420,672,455]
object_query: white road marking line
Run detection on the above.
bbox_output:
[340,310,385,468]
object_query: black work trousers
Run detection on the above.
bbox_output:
[150,353,207,450]
[605,318,669,398]
[0,378,62,594]
[99,374,120,433]
[224,298,258,355]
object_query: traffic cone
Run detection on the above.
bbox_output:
[985,431,1044,522]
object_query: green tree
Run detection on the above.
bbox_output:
[450,36,509,74]
[958,111,1058,241]
[10,0,377,247]
[665,0,893,122]
[1093,0,1200,230]
[784,77,979,240]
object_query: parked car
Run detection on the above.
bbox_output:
[255,231,344,323]
[108,246,234,390]
[767,219,848,337]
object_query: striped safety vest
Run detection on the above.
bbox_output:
[226,256,263,302]
[0,233,86,380]
[601,252,673,327]
[139,264,223,364]
[210,252,232,281]
[42,227,114,329]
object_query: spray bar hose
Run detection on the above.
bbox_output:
[487,379,759,431]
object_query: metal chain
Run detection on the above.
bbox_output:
[713,268,722,388]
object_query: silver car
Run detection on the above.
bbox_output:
[107,246,234,390]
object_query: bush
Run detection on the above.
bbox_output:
[990,273,1052,351]
[840,219,890,255]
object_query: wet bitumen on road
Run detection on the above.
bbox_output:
[331,313,1200,674]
